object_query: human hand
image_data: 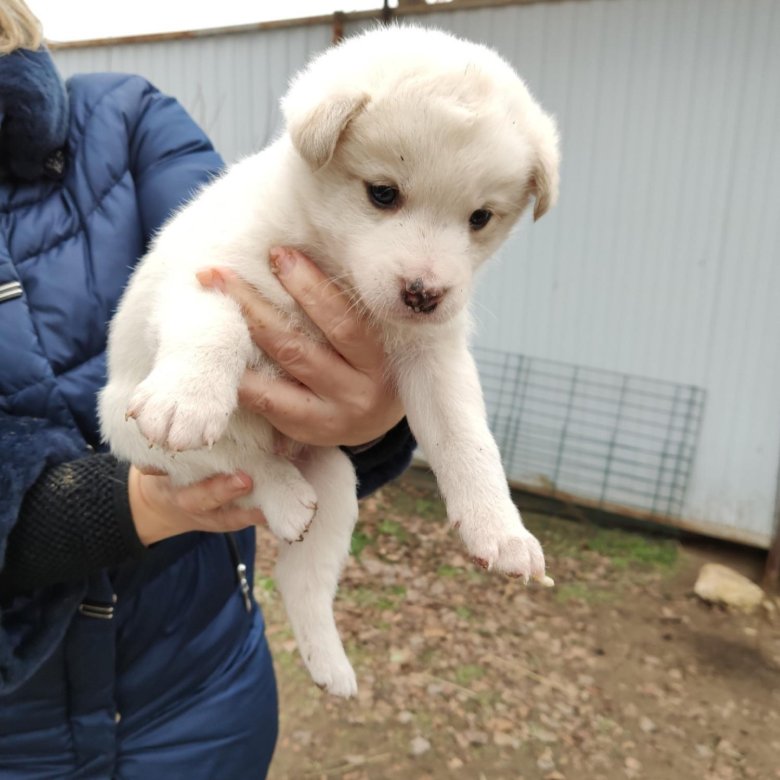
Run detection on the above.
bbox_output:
[128,465,266,546]
[196,247,404,447]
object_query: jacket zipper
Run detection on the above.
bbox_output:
[226,533,253,613]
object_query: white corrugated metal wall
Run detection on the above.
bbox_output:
[53,0,780,545]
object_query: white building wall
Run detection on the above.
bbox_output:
[53,0,780,544]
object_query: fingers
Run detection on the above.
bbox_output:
[269,247,384,373]
[172,470,253,515]
[137,465,168,476]
[237,370,345,445]
[212,248,384,373]
[197,267,358,397]
[130,467,266,546]
[239,368,402,446]
[195,254,402,447]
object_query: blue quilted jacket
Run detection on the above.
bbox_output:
[0,66,282,778]
[0,54,413,779]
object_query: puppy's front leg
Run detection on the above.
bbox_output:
[397,337,547,582]
[127,274,252,451]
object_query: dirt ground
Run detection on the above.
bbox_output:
[254,468,780,780]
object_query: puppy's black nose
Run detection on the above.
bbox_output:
[401,278,446,314]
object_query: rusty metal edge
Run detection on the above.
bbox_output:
[409,458,771,550]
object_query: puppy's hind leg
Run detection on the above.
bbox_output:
[238,450,319,543]
[274,447,359,698]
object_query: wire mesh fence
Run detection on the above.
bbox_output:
[474,347,706,518]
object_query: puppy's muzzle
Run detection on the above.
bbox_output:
[401,278,447,314]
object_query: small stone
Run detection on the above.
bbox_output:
[625,756,641,774]
[465,729,489,745]
[623,703,639,718]
[487,716,514,732]
[537,748,555,772]
[447,757,464,770]
[694,564,765,611]
[531,724,559,744]
[494,732,521,749]
[695,744,714,759]
[716,738,741,759]
[410,736,431,756]
[397,710,414,724]
[639,717,656,733]
[389,647,412,664]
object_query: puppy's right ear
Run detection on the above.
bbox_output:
[285,91,370,171]
[530,114,561,222]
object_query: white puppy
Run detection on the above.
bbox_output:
[100,25,560,697]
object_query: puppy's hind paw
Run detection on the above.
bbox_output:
[261,480,318,543]
[311,659,358,699]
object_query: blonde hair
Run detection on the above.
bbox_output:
[0,0,43,55]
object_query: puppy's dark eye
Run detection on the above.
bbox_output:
[367,183,400,209]
[469,209,493,230]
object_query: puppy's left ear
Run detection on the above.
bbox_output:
[529,114,561,222]
[285,91,370,171]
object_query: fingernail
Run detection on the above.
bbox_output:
[269,247,296,277]
[231,472,252,491]
[196,268,225,290]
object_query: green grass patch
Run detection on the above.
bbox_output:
[378,518,407,541]
[454,664,486,685]
[437,564,464,578]
[524,512,678,572]
[384,489,446,521]
[414,496,446,520]
[255,576,276,593]
[555,582,616,605]
[587,528,678,569]
[350,530,373,559]
[346,585,406,611]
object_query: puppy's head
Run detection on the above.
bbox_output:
[282,26,560,326]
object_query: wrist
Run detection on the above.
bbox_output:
[127,466,183,546]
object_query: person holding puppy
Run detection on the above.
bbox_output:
[0,1,414,776]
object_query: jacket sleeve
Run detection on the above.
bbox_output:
[127,78,225,241]
[0,85,225,695]
[0,413,90,694]
[0,456,145,597]
[347,418,417,498]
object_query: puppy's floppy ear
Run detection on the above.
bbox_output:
[286,91,370,171]
[529,114,561,222]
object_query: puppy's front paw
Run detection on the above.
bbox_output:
[455,499,547,583]
[127,368,236,451]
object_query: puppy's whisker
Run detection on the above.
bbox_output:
[471,297,499,326]
[470,299,499,332]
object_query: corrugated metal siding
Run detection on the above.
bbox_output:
[53,0,780,543]
[54,23,333,161]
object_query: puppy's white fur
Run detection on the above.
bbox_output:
[100,26,560,697]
